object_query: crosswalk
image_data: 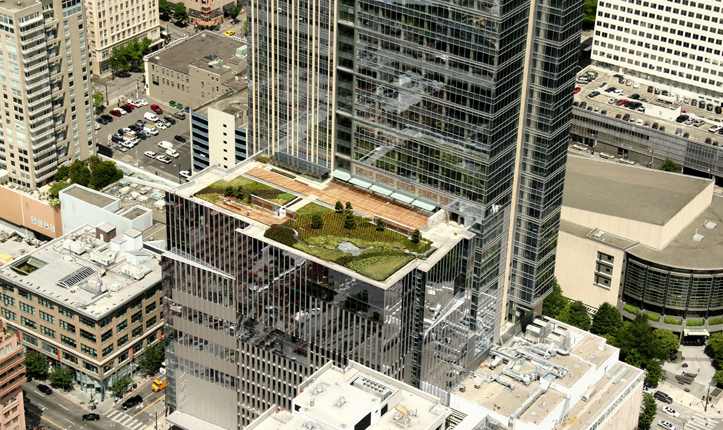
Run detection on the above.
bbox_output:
[105,408,148,430]
[685,413,718,430]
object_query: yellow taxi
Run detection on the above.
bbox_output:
[224,30,235,36]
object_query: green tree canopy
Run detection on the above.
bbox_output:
[92,91,105,110]
[613,315,663,368]
[242,19,248,35]
[376,218,385,232]
[645,359,663,386]
[49,181,71,199]
[137,341,165,376]
[229,4,241,21]
[591,302,623,336]
[714,370,723,387]
[335,201,344,213]
[89,156,124,189]
[542,280,567,319]
[25,352,49,379]
[109,37,152,73]
[109,375,132,398]
[411,229,421,244]
[639,393,657,429]
[159,0,172,18]
[557,301,591,331]
[708,333,723,364]
[344,212,356,230]
[48,366,74,389]
[69,160,91,187]
[311,214,324,229]
[583,0,597,29]
[174,2,189,22]
[661,158,680,172]
[653,329,680,358]
[55,165,71,182]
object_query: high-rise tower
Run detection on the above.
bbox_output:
[0,0,93,190]
[249,0,582,344]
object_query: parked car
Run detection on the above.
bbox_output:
[675,128,682,136]
[122,395,143,410]
[164,117,176,125]
[136,99,148,106]
[169,101,177,107]
[180,170,192,179]
[173,112,186,120]
[156,155,172,164]
[82,414,101,421]
[579,101,587,109]
[587,90,600,98]
[151,104,163,114]
[717,106,723,115]
[652,122,659,129]
[647,85,654,93]
[574,87,581,94]
[174,135,187,143]
[109,109,123,117]
[683,132,690,138]
[96,117,108,125]
[114,144,128,152]
[144,151,156,158]
[101,114,113,122]
[659,126,666,132]
[676,115,689,123]
[225,30,236,36]
[700,100,706,109]
[37,385,52,395]
[615,113,622,119]
[622,114,630,121]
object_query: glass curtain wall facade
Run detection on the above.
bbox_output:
[163,193,474,427]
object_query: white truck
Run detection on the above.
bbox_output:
[144,112,159,122]
[159,140,174,150]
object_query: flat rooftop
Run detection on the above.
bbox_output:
[194,92,249,128]
[563,155,710,225]
[454,318,642,427]
[573,66,723,148]
[64,186,115,208]
[0,225,162,319]
[628,194,723,269]
[147,31,245,74]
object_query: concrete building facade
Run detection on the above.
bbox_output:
[555,155,723,339]
[0,0,94,190]
[0,184,62,239]
[144,31,247,110]
[59,184,153,234]
[84,0,161,77]
[0,320,26,430]
[591,0,723,101]
[0,224,163,398]
[191,94,248,173]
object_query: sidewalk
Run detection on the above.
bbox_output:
[56,373,156,414]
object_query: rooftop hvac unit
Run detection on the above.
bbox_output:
[120,264,152,280]
[693,228,705,242]
[335,396,346,408]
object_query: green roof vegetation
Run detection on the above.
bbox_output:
[195,175,297,206]
[264,208,432,281]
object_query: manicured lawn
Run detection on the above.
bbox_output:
[264,211,431,281]
[195,176,296,206]
[296,202,333,216]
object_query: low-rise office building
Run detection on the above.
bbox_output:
[556,155,723,338]
[59,184,153,235]
[0,223,163,398]
[228,361,450,430]
[450,317,643,430]
[144,31,247,110]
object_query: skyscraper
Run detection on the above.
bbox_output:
[0,0,94,190]
[164,0,582,428]
[249,0,582,344]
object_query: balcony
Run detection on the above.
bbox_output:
[24,59,46,73]
[36,168,57,183]
[21,32,44,46]
[32,135,55,150]
[31,126,54,142]
[26,76,49,91]
[23,50,47,63]
[0,375,27,398]
[25,66,48,80]
[29,111,53,128]
[0,364,25,388]
[22,41,46,55]
[28,94,51,110]
[33,142,57,158]
[19,24,42,38]
[34,159,57,173]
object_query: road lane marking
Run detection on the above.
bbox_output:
[132,394,164,418]
[58,403,69,410]
[26,408,66,430]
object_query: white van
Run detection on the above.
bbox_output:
[166,148,180,158]
[576,76,589,84]
[159,140,174,150]
[144,112,159,122]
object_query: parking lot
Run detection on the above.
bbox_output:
[574,67,723,147]
[96,99,192,183]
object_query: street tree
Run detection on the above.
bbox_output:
[159,0,172,19]
[653,329,680,358]
[542,280,568,319]
[714,370,723,387]
[557,301,591,331]
[92,91,105,111]
[174,2,189,23]
[591,302,623,336]
[614,315,663,368]
[48,367,74,389]
[25,352,49,379]
[709,333,723,364]
[242,19,248,35]
[645,359,663,386]
[108,375,132,398]
[639,393,657,429]
[137,342,165,375]
[229,4,241,22]
[661,158,680,172]
[583,0,597,29]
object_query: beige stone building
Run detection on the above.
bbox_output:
[0,0,93,190]
[556,154,723,339]
[0,223,163,399]
[85,0,161,76]
[144,31,247,110]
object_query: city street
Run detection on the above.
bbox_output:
[653,397,721,430]
[96,100,192,184]
[23,380,167,430]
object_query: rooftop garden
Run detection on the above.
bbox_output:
[195,175,296,206]
[11,256,47,275]
[264,202,432,281]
